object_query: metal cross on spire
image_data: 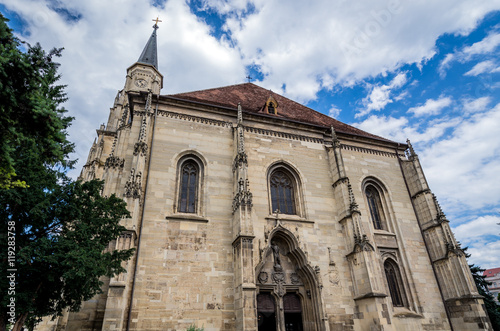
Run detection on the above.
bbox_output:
[152,17,162,29]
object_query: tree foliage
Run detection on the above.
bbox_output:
[0,14,73,189]
[0,14,134,330]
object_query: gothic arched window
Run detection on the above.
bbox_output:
[384,259,406,307]
[270,169,296,215]
[178,160,199,213]
[365,185,385,230]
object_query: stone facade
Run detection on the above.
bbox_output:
[35,28,493,331]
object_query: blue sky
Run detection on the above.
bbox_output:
[1,0,499,268]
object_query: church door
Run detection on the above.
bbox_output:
[258,293,277,331]
[284,293,303,331]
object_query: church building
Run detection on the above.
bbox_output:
[37,22,492,331]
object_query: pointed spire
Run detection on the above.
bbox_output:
[137,20,160,69]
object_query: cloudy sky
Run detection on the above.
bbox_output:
[1,0,499,269]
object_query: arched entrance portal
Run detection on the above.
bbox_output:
[256,227,324,331]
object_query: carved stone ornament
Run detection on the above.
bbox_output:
[231,178,253,213]
[104,155,125,169]
[232,151,248,171]
[276,283,286,297]
[347,181,360,213]
[290,273,301,285]
[258,272,269,284]
[133,141,148,156]
[354,234,374,252]
[329,269,340,287]
[272,272,285,284]
[406,138,417,159]
[124,169,142,199]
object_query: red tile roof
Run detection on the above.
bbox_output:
[166,83,394,143]
[483,267,500,277]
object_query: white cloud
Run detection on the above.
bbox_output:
[439,32,500,77]
[353,115,408,141]
[420,103,500,211]
[357,72,408,118]
[219,0,500,101]
[462,96,491,113]
[465,239,500,270]
[462,32,500,58]
[464,60,500,76]
[408,96,452,117]
[353,114,458,143]
[328,105,342,119]
[438,53,455,78]
[452,215,500,269]
[454,215,500,240]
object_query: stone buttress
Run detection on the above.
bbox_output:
[327,128,395,330]
[399,140,492,331]
[232,104,258,331]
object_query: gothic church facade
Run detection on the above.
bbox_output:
[37,24,492,331]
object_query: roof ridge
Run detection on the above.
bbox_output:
[167,82,255,96]
[163,82,397,144]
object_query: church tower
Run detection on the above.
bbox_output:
[70,20,165,331]
[35,19,493,331]
[124,21,163,95]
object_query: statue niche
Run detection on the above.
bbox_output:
[256,228,326,331]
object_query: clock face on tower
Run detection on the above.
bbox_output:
[134,79,148,88]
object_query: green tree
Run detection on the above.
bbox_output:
[0,14,134,330]
[0,14,72,189]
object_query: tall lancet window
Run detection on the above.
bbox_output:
[270,170,296,215]
[384,259,406,307]
[365,185,385,230]
[178,161,199,213]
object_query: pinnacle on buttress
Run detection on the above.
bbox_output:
[347,181,359,213]
[331,126,340,148]
[406,138,417,158]
[432,193,448,223]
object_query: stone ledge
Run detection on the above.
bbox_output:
[109,281,126,288]
[393,308,424,319]
[265,215,313,223]
[353,292,387,300]
[166,214,209,223]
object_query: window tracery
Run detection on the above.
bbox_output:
[270,169,296,215]
[384,259,406,307]
[364,182,387,230]
[176,155,204,214]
